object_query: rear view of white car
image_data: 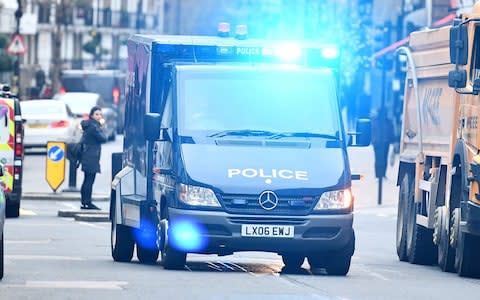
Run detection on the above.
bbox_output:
[20,100,82,148]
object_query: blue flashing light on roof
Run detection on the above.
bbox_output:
[273,43,302,62]
[321,45,339,59]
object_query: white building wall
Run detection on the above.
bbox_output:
[37,31,51,73]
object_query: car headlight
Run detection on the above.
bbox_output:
[178,184,221,207]
[314,189,353,210]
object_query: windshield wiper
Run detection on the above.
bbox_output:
[208,129,276,138]
[268,132,339,140]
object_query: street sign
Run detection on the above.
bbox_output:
[7,34,26,55]
[46,141,66,192]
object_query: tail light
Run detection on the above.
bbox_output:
[51,120,69,128]
[14,124,22,158]
[82,113,89,120]
[112,87,120,105]
[59,86,66,94]
[14,166,21,180]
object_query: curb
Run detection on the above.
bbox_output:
[23,193,110,202]
[74,214,110,222]
[58,210,109,218]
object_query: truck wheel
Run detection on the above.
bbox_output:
[161,246,186,270]
[0,233,4,280]
[5,201,19,218]
[281,254,304,270]
[111,211,134,262]
[437,207,455,272]
[453,209,480,278]
[137,245,159,264]
[405,187,437,265]
[396,173,412,262]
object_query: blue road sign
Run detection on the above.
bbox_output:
[48,145,65,162]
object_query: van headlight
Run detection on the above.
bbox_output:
[314,189,353,210]
[178,184,221,207]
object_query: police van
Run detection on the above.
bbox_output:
[0,86,23,218]
[110,32,371,275]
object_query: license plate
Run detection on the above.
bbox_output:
[27,124,48,128]
[241,224,294,238]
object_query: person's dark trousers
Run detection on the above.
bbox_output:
[81,172,96,206]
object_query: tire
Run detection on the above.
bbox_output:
[281,254,305,270]
[137,245,159,264]
[111,207,134,262]
[307,252,326,270]
[324,231,355,276]
[161,246,186,270]
[453,209,480,278]
[437,207,455,272]
[396,173,411,262]
[0,233,4,280]
[161,221,186,270]
[5,200,19,218]
[405,181,437,265]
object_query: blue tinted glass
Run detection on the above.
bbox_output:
[177,66,340,136]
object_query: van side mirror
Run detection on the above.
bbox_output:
[144,113,161,141]
[349,119,371,147]
[450,24,468,65]
[448,70,467,88]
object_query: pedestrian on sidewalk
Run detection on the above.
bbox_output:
[371,106,395,179]
[79,106,107,210]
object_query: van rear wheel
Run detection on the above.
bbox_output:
[281,254,304,270]
[396,173,412,262]
[111,207,134,262]
[5,200,19,218]
[0,233,4,280]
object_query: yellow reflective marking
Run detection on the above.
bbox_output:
[20,208,36,216]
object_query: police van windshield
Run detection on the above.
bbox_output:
[176,65,341,139]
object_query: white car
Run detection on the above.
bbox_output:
[54,92,117,141]
[1,165,6,280]
[20,100,82,148]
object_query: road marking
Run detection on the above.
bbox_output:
[77,221,109,230]
[22,281,128,290]
[6,255,84,261]
[20,208,36,216]
[6,239,51,244]
[356,264,390,281]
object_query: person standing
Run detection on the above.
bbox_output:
[80,106,107,209]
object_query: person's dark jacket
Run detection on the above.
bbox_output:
[80,119,107,173]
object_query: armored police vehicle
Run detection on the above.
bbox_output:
[110,32,371,276]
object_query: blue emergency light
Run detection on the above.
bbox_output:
[150,35,340,68]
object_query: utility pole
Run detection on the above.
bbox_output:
[51,0,63,94]
[13,0,23,96]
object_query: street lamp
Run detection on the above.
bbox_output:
[13,0,23,96]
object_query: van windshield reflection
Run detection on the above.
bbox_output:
[176,66,341,138]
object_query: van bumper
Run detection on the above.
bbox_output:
[168,208,354,255]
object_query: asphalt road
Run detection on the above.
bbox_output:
[1,141,479,299]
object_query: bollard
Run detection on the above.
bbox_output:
[63,143,80,192]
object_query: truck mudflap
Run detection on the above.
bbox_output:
[463,201,480,236]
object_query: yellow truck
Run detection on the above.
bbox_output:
[395,4,480,278]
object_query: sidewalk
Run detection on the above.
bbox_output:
[348,145,399,209]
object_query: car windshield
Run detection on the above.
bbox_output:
[20,101,66,117]
[57,93,98,115]
[176,66,341,138]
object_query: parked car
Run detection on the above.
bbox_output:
[54,92,117,141]
[60,70,126,134]
[20,100,82,148]
[1,164,6,280]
